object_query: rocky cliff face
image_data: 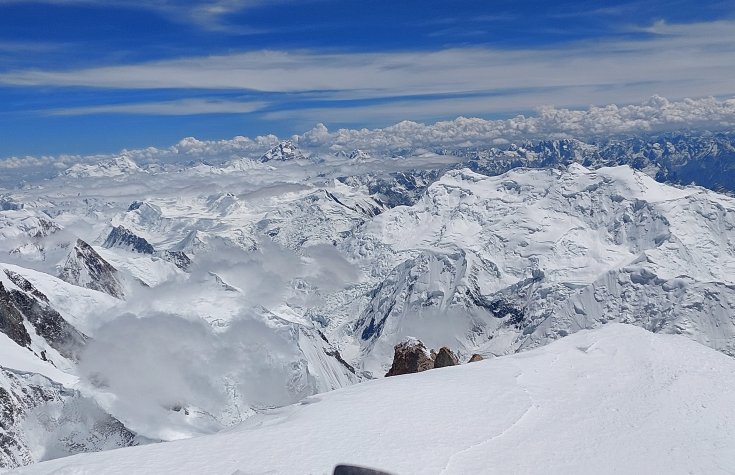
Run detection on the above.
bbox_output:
[102,226,190,271]
[0,269,87,362]
[103,226,155,254]
[58,239,126,298]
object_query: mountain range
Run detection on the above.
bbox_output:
[1,129,734,471]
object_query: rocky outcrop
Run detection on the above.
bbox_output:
[157,250,191,271]
[103,226,191,271]
[1,269,87,361]
[433,347,459,368]
[103,225,155,254]
[59,239,126,298]
[468,354,484,363]
[385,339,483,377]
[0,281,33,349]
[385,338,434,377]
[0,197,22,211]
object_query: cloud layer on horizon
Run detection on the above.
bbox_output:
[1,94,734,178]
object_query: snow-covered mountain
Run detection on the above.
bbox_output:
[2,127,735,471]
[464,132,735,194]
[64,156,143,178]
[310,163,735,376]
[14,324,735,475]
[58,239,127,298]
[259,140,308,162]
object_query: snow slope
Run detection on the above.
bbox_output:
[0,332,76,387]
[14,324,735,475]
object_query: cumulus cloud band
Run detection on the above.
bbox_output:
[0,95,734,183]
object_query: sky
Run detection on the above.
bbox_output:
[0,0,734,157]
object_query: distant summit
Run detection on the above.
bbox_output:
[64,156,142,178]
[349,149,370,160]
[259,140,307,162]
[334,149,371,160]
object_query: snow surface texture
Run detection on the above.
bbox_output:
[2,124,735,469]
[14,324,735,475]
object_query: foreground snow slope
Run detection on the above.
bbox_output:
[15,324,735,475]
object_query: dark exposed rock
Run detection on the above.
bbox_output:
[127,200,143,211]
[324,190,383,218]
[433,347,459,368]
[324,348,357,375]
[338,168,447,208]
[0,198,22,211]
[209,272,239,292]
[0,270,87,361]
[3,270,48,303]
[333,464,392,475]
[103,226,191,271]
[0,282,33,349]
[103,225,155,254]
[468,354,484,363]
[59,239,126,298]
[385,338,434,377]
[158,250,191,271]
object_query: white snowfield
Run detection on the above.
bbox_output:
[13,324,735,475]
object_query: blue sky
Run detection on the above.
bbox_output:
[0,0,734,156]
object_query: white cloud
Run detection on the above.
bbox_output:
[79,311,313,438]
[2,20,734,128]
[292,95,735,151]
[262,83,728,127]
[47,98,268,116]
[2,20,734,108]
[0,0,282,31]
[2,95,734,180]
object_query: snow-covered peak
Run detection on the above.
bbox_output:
[368,164,715,286]
[349,149,371,160]
[64,155,142,178]
[259,140,307,162]
[58,239,126,298]
[334,162,735,375]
